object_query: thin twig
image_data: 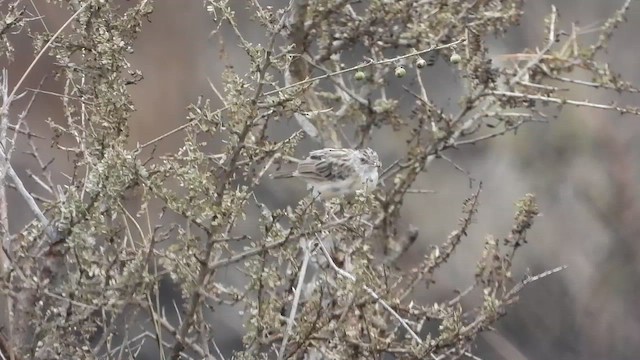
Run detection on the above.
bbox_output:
[267,38,465,98]
[277,242,311,360]
[405,189,437,194]
[1,149,50,233]
[506,265,568,298]
[486,90,640,115]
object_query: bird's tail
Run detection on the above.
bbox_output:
[271,159,298,179]
[271,171,295,179]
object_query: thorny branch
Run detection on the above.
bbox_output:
[0,0,635,359]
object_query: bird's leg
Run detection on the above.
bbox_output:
[337,201,346,217]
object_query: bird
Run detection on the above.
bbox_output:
[272,147,382,199]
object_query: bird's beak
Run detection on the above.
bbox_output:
[376,161,382,168]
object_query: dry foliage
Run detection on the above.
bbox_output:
[0,0,636,359]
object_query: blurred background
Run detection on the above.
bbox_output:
[3,0,640,358]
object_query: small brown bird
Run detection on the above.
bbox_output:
[273,147,382,198]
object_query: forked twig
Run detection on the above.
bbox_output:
[314,236,424,345]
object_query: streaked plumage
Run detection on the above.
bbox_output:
[273,147,381,198]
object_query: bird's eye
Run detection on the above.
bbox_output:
[360,157,368,164]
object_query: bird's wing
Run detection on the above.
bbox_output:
[296,158,354,181]
[307,148,348,160]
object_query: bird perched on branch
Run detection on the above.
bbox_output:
[272,147,382,199]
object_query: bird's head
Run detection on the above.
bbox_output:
[357,147,382,169]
